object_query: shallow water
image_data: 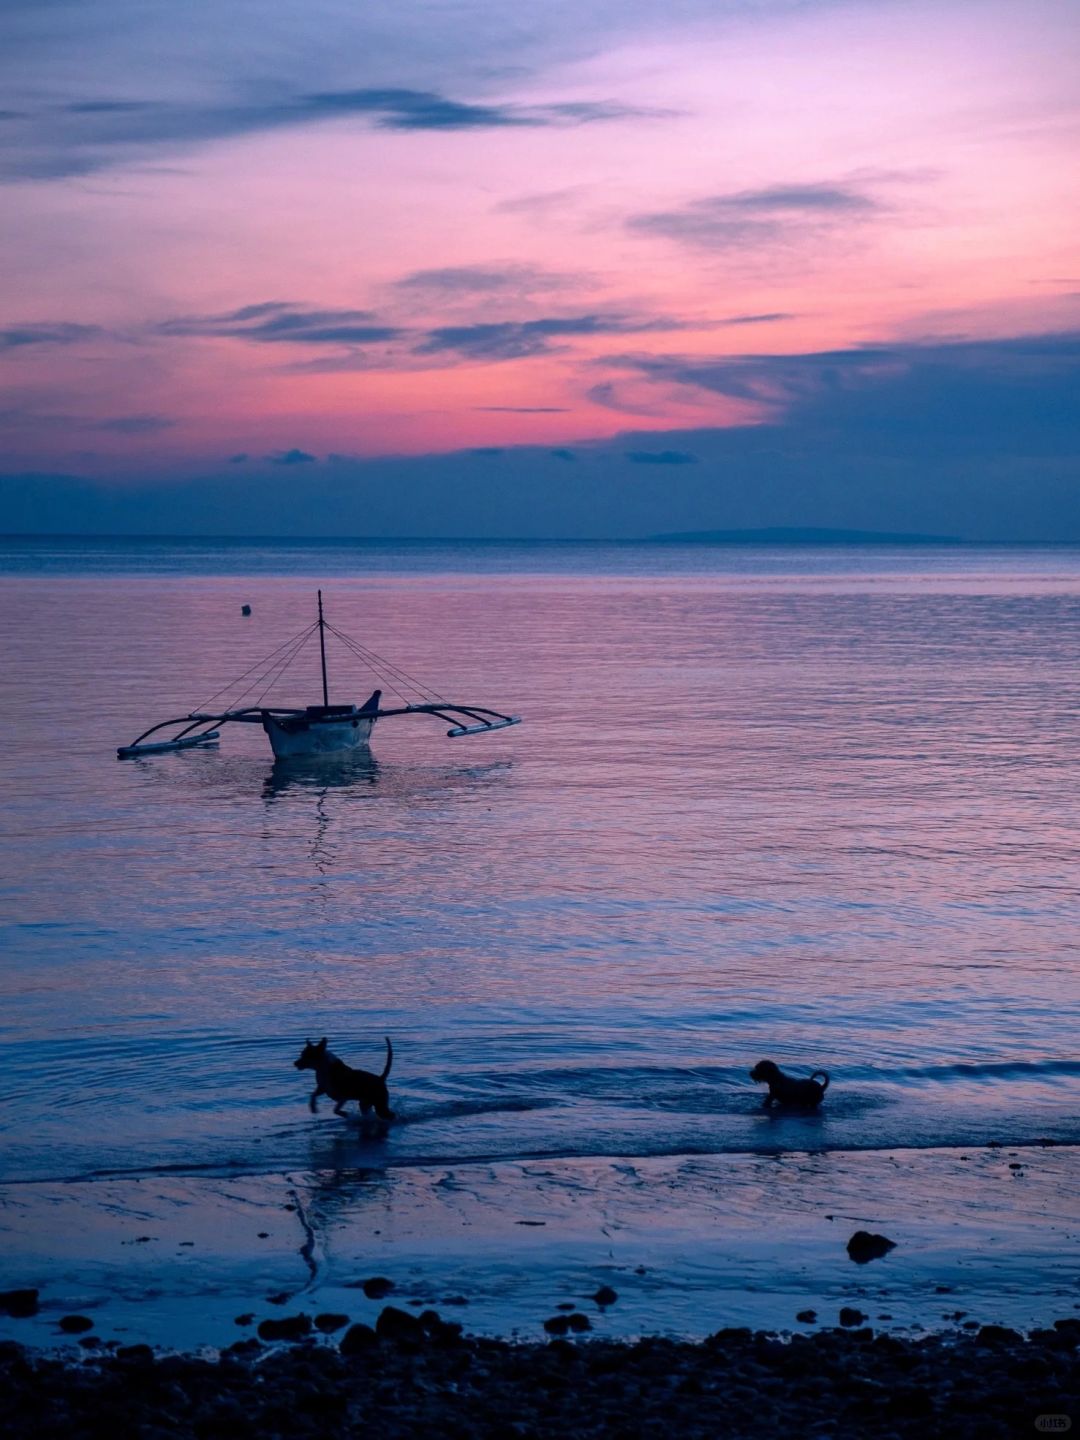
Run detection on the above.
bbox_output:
[2,541,1079,1185]
[4,1146,1076,1347]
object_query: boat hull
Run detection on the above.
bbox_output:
[262,712,375,759]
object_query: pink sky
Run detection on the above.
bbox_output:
[1,0,1078,480]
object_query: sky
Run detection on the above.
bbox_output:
[1,0,1078,539]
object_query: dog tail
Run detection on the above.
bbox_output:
[810,1070,830,1092]
[381,1036,393,1081]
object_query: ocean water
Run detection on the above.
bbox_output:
[2,539,1079,1187]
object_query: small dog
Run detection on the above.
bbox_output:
[294,1036,395,1120]
[750,1059,830,1108]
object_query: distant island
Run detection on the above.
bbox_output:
[647,526,965,546]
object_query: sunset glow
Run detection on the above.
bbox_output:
[2,0,1078,534]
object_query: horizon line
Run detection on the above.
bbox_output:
[6,530,1080,547]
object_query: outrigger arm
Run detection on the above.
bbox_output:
[117,702,521,757]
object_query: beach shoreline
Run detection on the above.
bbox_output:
[3,1142,1077,1355]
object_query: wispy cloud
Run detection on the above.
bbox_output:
[65,100,157,116]
[159,302,401,346]
[630,181,881,250]
[3,85,669,179]
[0,322,105,349]
[302,89,659,131]
[0,406,174,438]
[157,301,683,367]
[95,414,173,434]
[717,312,796,326]
[416,314,683,360]
[302,88,535,130]
[711,184,877,213]
[393,264,584,297]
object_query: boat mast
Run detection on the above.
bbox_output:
[317,589,329,706]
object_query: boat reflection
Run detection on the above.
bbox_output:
[262,751,381,800]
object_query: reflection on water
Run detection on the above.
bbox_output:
[263,753,381,799]
[1,544,1079,1183]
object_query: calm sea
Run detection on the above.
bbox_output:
[1,537,1078,1184]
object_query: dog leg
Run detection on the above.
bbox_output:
[309,1086,324,1114]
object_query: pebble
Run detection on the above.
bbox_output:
[58,1316,94,1334]
[222,1337,261,1359]
[977,1324,1021,1345]
[115,1343,154,1363]
[360,1277,395,1299]
[2,1325,1074,1439]
[340,1322,378,1355]
[256,1314,312,1342]
[376,1306,423,1341]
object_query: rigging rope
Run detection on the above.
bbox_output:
[325,626,413,706]
[192,609,450,715]
[324,622,448,706]
[194,621,317,712]
[251,624,320,707]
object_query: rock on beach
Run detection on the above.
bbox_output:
[0,1289,39,1318]
[256,1313,312,1342]
[847,1230,897,1264]
[1,1320,1077,1439]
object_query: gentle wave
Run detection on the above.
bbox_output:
[2,1133,1070,1191]
[4,1049,1078,1111]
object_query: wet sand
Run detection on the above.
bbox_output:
[2,1143,1077,1351]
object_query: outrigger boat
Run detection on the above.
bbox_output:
[117,590,521,760]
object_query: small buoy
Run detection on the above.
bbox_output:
[241,604,251,616]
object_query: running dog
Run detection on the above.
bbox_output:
[294,1036,395,1120]
[750,1059,830,1108]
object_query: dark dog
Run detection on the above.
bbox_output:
[750,1059,829,1108]
[294,1036,395,1120]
